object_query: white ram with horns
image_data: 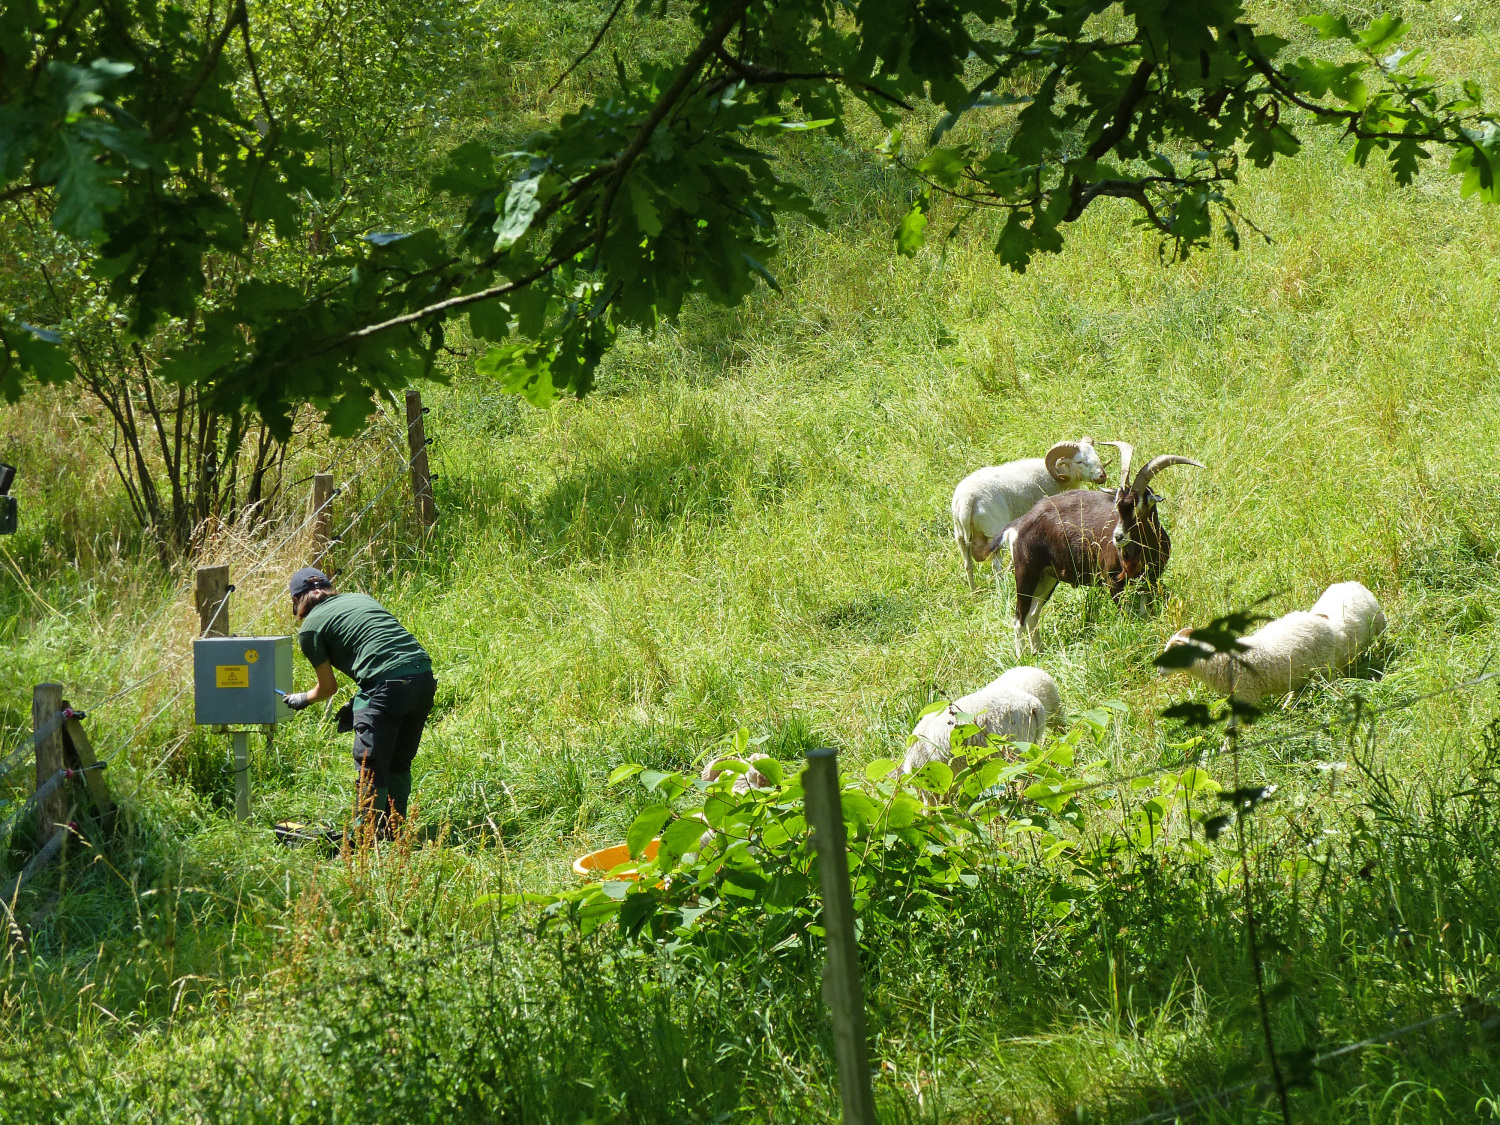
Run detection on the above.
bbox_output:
[950,438,1108,590]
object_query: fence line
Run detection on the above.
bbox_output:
[1125,1000,1500,1125]
[1001,666,1500,811]
[0,708,71,782]
[81,434,406,717]
[1044,665,1500,1125]
[67,424,439,769]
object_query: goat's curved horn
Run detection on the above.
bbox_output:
[1133,455,1205,495]
[1100,441,1133,487]
[1044,440,1081,483]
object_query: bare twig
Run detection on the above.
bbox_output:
[546,0,628,95]
[154,0,247,140]
[711,45,915,110]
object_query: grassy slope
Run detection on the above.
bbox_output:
[3,1,1500,1120]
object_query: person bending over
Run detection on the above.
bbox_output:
[282,567,435,838]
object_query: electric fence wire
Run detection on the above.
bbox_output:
[79,422,393,712]
[83,436,397,715]
[1017,666,1500,808]
[100,682,193,765]
[997,668,1500,1125]
[208,436,434,644]
[1124,1000,1500,1125]
[4,416,428,799]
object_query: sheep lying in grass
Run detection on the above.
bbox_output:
[1160,583,1386,702]
[951,439,1107,590]
[899,668,1061,789]
[701,757,771,794]
[994,665,1064,729]
[697,757,774,849]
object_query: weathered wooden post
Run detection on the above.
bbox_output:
[404,389,436,530]
[195,564,231,637]
[803,746,878,1125]
[61,700,115,834]
[31,684,66,834]
[310,472,335,566]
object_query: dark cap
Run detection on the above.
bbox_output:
[289,567,332,599]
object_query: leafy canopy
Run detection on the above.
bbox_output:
[4,0,1497,431]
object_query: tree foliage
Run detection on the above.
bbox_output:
[4,0,1497,434]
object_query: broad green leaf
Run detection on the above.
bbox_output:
[628,178,662,236]
[606,763,644,787]
[865,758,898,781]
[660,815,706,858]
[894,201,928,257]
[751,756,783,786]
[494,172,542,251]
[43,134,119,238]
[431,140,496,196]
[916,146,966,188]
[627,804,671,858]
[468,297,512,342]
[1300,13,1354,42]
[908,761,953,795]
[840,789,882,827]
[1358,14,1407,54]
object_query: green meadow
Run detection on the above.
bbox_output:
[3,1,1500,1120]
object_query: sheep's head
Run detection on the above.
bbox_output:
[1045,437,1108,486]
[1158,627,1209,674]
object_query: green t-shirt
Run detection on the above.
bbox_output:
[297,593,431,696]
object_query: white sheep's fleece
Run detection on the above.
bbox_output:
[1310,581,1386,667]
[994,666,1062,726]
[1161,611,1341,702]
[700,757,771,795]
[900,677,1046,786]
[950,441,1106,580]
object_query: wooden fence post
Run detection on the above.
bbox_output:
[195,564,231,637]
[803,747,878,1125]
[31,684,66,835]
[310,472,334,567]
[61,700,115,834]
[404,389,436,530]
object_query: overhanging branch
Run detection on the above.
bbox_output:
[711,46,915,110]
[594,0,756,261]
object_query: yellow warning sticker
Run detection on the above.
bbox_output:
[245,649,259,663]
[216,665,250,688]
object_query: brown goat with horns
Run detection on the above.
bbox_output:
[990,442,1204,655]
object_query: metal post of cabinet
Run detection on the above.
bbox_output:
[231,730,250,822]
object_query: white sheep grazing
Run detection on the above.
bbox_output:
[1310,581,1386,667]
[994,666,1063,729]
[899,671,1053,792]
[1160,611,1342,703]
[951,438,1108,591]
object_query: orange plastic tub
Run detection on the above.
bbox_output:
[572,838,660,879]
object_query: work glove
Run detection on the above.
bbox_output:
[283,692,312,711]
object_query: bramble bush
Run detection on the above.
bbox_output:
[511,697,1235,955]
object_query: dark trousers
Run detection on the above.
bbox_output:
[352,672,437,786]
